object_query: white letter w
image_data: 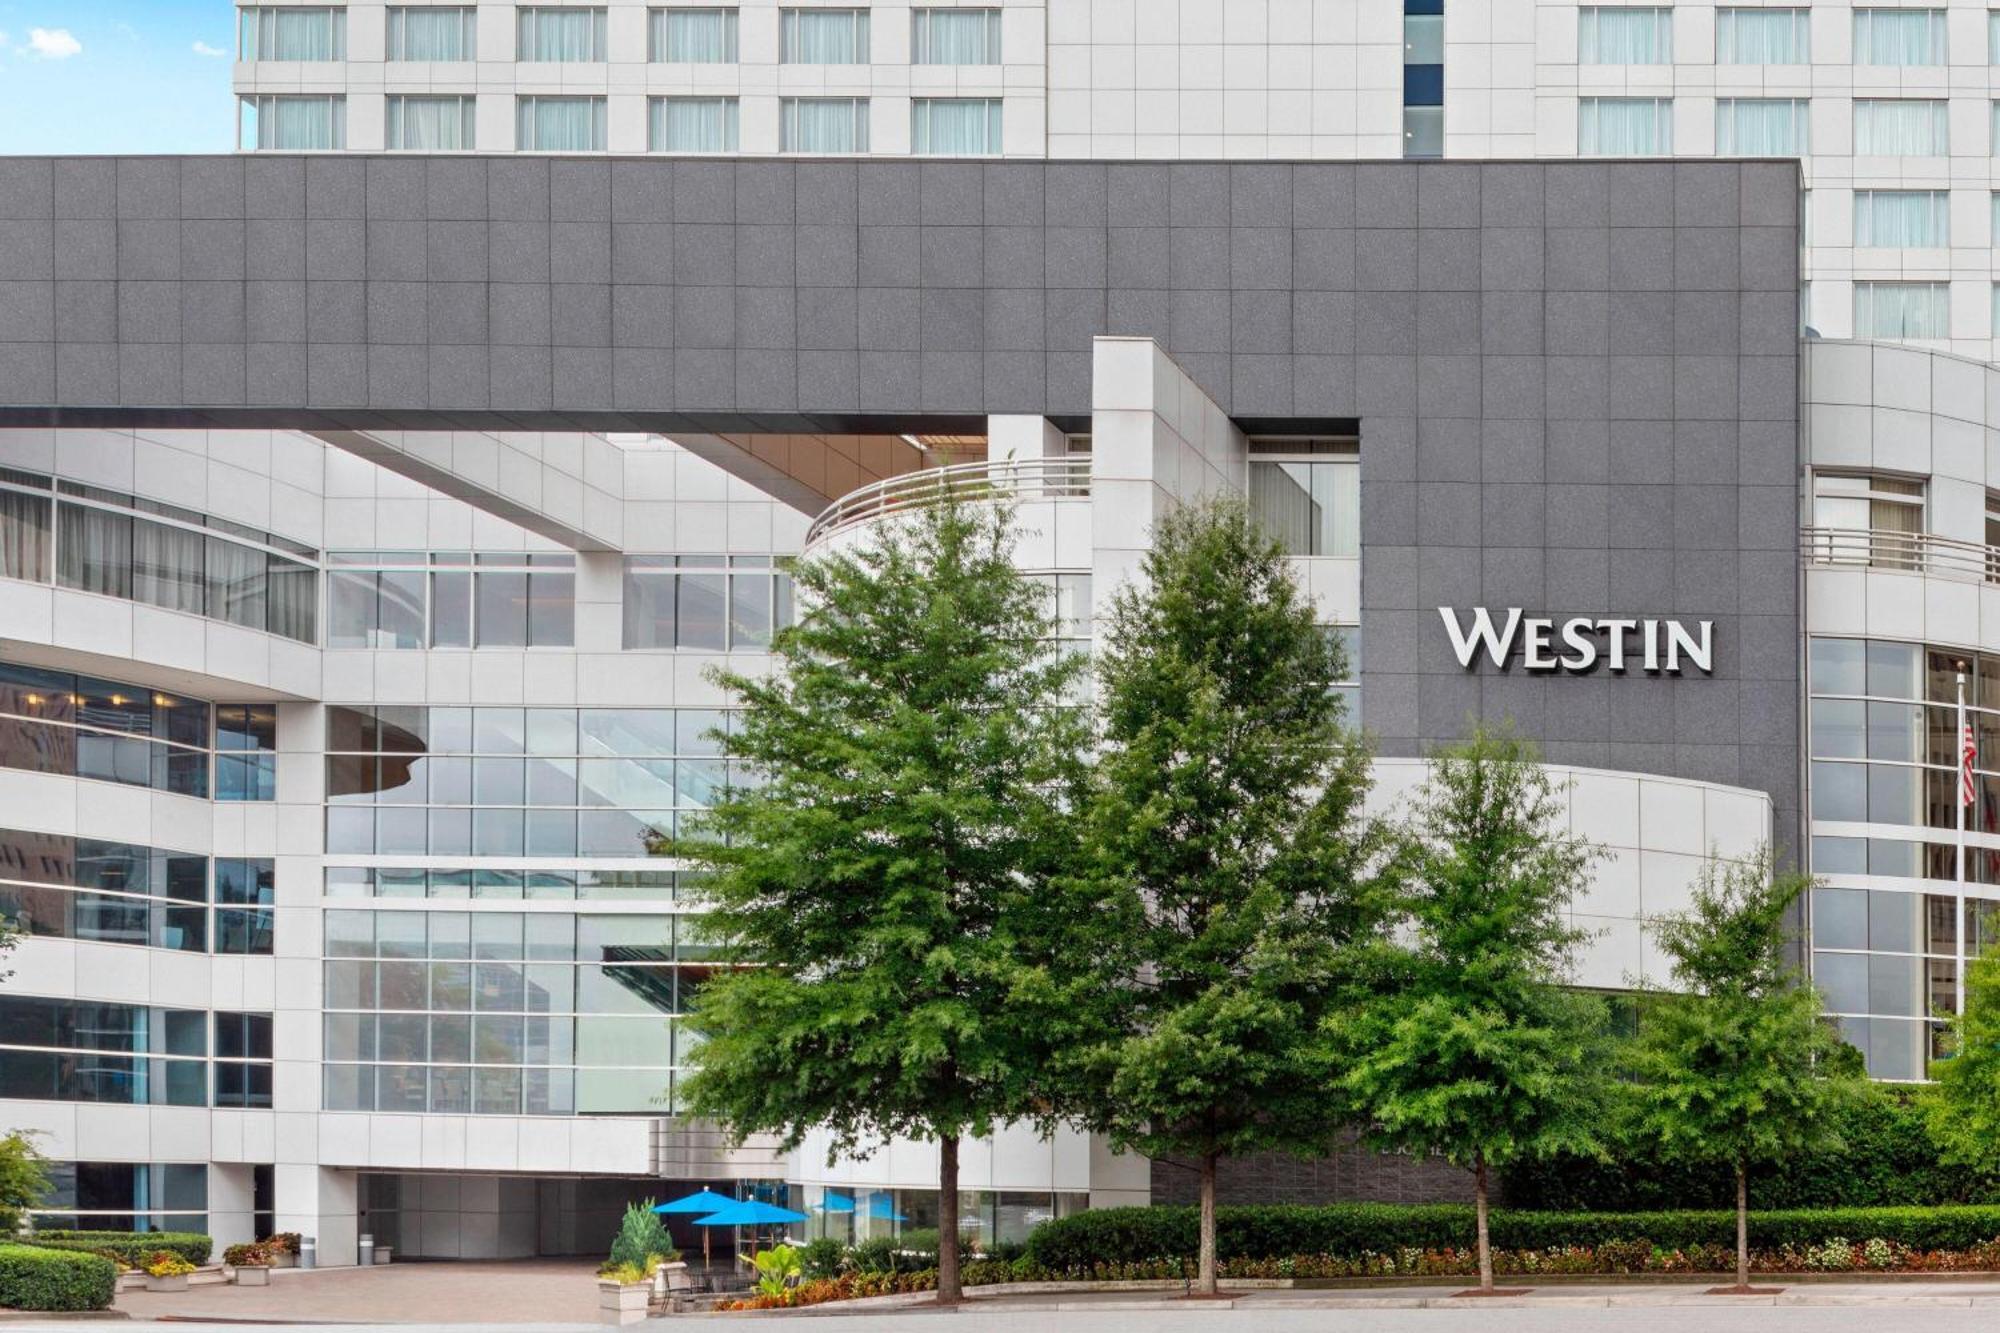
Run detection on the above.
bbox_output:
[1438,607,1522,669]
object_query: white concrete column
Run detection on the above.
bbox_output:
[210,1162,258,1250]
[277,1165,358,1267]
[985,415,1067,463]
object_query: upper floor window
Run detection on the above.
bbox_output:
[782,8,870,63]
[651,7,738,61]
[650,97,740,153]
[1813,472,1925,538]
[1853,99,1948,156]
[326,551,575,650]
[386,6,476,60]
[1403,12,1444,64]
[239,5,346,60]
[1853,8,1946,66]
[517,95,607,151]
[1578,97,1673,156]
[1578,7,1672,64]
[1716,7,1809,63]
[517,6,608,61]
[1854,282,1950,341]
[1715,98,1808,155]
[623,556,793,650]
[387,95,477,151]
[912,8,1000,64]
[0,827,271,957]
[1854,190,1950,248]
[1248,453,1360,558]
[215,705,278,803]
[781,97,869,152]
[0,664,210,798]
[239,94,346,151]
[911,98,1002,155]
[1991,11,2000,63]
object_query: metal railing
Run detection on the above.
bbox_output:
[804,456,1093,550]
[1801,526,2000,584]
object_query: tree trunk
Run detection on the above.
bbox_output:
[1474,1154,1493,1292]
[1735,1159,1749,1291]
[1196,1151,1219,1296]
[938,1134,962,1304]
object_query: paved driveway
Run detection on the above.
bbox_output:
[111,1257,604,1325]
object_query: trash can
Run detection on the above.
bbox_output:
[300,1237,316,1270]
[358,1233,375,1267]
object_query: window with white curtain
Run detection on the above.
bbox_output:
[649,97,739,152]
[781,8,870,63]
[1992,283,2000,336]
[517,6,608,61]
[650,8,738,61]
[517,96,608,151]
[781,97,869,152]
[0,485,49,585]
[1992,11,2000,63]
[1853,282,1950,340]
[1248,461,1360,558]
[1577,98,1673,155]
[386,95,477,150]
[1715,7,1809,63]
[911,98,1002,155]
[386,7,476,60]
[1715,98,1808,155]
[1853,8,1947,65]
[239,6,346,60]
[239,96,347,150]
[1577,7,1673,64]
[1853,99,1948,155]
[912,8,1001,64]
[1853,191,1949,248]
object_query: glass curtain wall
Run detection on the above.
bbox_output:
[325,552,574,650]
[0,825,213,954]
[622,557,793,650]
[35,1163,209,1235]
[0,663,211,797]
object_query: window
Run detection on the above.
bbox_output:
[1854,191,1949,248]
[326,552,574,650]
[1853,8,1946,66]
[1715,98,1808,155]
[1324,624,1360,721]
[215,705,277,802]
[1578,7,1672,64]
[387,95,476,151]
[1854,282,1950,340]
[239,95,346,150]
[387,6,477,60]
[781,97,869,153]
[1404,108,1444,158]
[0,665,212,798]
[1403,12,1444,64]
[1810,473,1926,570]
[34,1162,208,1234]
[0,826,218,952]
[213,1012,275,1109]
[214,859,276,956]
[1854,99,1948,155]
[516,6,608,60]
[517,96,607,151]
[781,8,870,63]
[0,472,50,584]
[1248,457,1360,558]
[239,6,346,60]
[1578,97,1673,155]
[1992,11,2000,63]
[1716,7,1808,63]
[911,98,1002,155]
[649,98,739,153]
[912,8,1000,64]
[623,557,792,650]
[651,8,738,61]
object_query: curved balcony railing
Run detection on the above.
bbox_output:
[804,457,1093,551]
[1801,526,1999,584]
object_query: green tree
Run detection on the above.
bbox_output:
[1077,499,1391,1297]
[0,1131,49,1234]
[1927,937,2000,1179]
[1626,851,1861,1291]
[1330,726,1608,1292]
[670,496,1096,1305]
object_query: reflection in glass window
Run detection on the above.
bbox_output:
[623,557,793,649]
[1248,460,1359,557]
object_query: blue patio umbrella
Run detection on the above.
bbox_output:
[653,1189,740,1268]
[695,1199,811,1262]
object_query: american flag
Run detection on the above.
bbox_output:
[1964,721,1979,809]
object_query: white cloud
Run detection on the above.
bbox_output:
[26,27,81,59]
[191,40,227,58]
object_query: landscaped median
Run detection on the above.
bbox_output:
[708,1204,2000,1311]
[0,1243,117,1312]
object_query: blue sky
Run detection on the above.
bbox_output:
[0,1,238,153]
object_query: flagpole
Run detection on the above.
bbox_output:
[1958,669,1969,1020]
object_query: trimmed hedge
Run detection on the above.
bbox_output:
[0,1243,116,1311]
[26,1230,212,1267]
[1022,1204,2000,1271]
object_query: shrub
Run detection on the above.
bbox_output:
[597,1262,649,1285]
[144,1252,196,1278]
[1022,1203,2000,1271]
[0,1243,115,1311]
[753,1244,803,1299]
[263,1232,302,1256]
[799,1237,845,1280]
[0,1134,50,1238]
[224,1243,272,1268]
[605,1201,676,1273]
[25,1232,211,1267]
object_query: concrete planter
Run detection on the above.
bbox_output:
[234,1265,273,1286]
[271,1251,297,1269]
[145,1273,190,1293]
[116,1271,147,1293]
[597,1279,650,1326]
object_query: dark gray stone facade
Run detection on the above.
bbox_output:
[0,152,1802,840]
